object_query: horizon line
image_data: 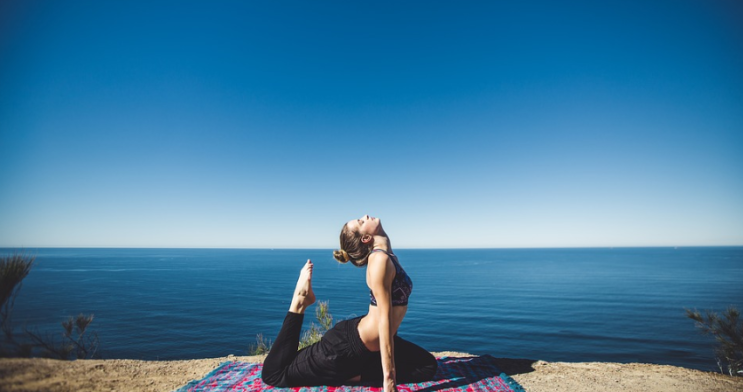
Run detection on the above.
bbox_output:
[1,245,741,250]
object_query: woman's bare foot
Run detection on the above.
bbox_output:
[289,260,316,314]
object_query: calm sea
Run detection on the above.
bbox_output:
[4,247,741,372]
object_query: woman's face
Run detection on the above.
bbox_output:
[346,214,381,238]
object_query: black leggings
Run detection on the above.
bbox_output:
[261,312,437,387]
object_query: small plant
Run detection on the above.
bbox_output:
[299,301,333,350]
[250,301,334,355]
[686,306,743,376]
[249,333,272,355]
[26,314,100,359]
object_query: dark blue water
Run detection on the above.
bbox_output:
[4,247,741,371]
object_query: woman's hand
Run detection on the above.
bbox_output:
[383,375,398,392]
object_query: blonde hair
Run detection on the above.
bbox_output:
[332,223,373,267]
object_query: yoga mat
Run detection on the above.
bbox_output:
[175,356,525,392]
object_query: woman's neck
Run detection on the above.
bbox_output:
[372,235,392,252]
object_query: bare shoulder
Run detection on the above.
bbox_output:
[366,251,394,283]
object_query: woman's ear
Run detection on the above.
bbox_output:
[361,234,373,244]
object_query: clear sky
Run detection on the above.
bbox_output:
[1,1,741,248]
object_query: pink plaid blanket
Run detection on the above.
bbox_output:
[175,356,525,392]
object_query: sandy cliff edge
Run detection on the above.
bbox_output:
[0,352,741,392]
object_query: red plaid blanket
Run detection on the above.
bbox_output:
[175,356,525,392]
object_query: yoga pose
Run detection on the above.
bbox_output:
[261,215,437,391]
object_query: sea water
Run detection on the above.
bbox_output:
[4,247,742,371]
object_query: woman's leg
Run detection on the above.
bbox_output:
[282,319,365,386]
[393,336,438,383]
[261,312,303,386]
[261,261,316,387]
[360,336,438,384]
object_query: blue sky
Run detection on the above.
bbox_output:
[1,1,741,248]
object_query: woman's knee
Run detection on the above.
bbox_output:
[412,351,438,379]
[260,367,286,387]
[421,353,438,378]
[397,352,438,383]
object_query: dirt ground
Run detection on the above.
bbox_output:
[1,352,741,392]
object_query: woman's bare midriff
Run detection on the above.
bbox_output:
[357,304,407,352]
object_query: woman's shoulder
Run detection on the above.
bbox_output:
[368,249,393,265]
[367,250,395,279]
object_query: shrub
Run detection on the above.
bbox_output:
[299,301,333,350]
[686,306,743,376]
[249,333,272,355]
[0,252,99,359]
[26,314,100,359]
[0,253,35,344]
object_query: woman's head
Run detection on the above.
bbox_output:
[332,215,381,267]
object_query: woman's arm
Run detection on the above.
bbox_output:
[368,252,397,392]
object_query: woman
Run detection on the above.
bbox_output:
[261,215,437,391]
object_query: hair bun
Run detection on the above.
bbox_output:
[333,249,350,263]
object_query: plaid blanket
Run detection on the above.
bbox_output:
[175,356,525,392]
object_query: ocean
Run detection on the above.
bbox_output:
[4,247,741,372]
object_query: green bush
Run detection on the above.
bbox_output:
[686,306,743,376]
[249,333,272,355]
[299,301,333,350]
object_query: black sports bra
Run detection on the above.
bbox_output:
[369,249,413,307]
